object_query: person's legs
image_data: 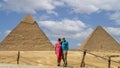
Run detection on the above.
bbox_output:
[57,57,62,66]
[62,51,65,66]
[62,51,68,66]
[64,51,68,66]
[57,59,61,66]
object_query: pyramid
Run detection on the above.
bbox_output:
[79,26,120,51]
[0,14,54,51]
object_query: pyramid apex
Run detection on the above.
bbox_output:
[95,26,104,30]
[96,25,102,28]
[22,13,35,24]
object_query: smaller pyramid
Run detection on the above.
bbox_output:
[79,26,120,51]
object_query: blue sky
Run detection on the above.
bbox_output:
[0,0,120,49]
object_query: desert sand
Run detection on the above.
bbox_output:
[0,51,120,68]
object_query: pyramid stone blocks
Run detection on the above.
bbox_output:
[0,14,54,51]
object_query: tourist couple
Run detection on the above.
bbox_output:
[55,37,69,67]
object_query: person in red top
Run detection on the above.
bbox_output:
[55,38,63,66]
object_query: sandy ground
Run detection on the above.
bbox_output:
[0,51,120,68]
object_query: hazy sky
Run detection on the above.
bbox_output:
[0,0,120,49]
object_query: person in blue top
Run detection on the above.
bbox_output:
[61,37,69,67]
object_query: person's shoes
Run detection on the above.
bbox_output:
[65,62,67,66]
[63,63,67,67]
[64,65,67,67]
[57,64,60,66]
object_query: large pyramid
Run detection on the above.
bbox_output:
[0,14,54,51]
[79,26,120,51]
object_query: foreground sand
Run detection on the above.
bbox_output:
[0,51,120,68]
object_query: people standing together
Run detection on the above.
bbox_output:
[55,37,69,67]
